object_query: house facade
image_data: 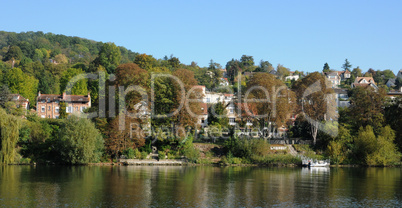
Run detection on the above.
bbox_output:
[323,71,341,88]
[351,77,379,91]
[9,94,29,111]
[36,92,91,118]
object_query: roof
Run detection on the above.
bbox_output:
[37,93,90,103]
[9,94,29,102]
[352,83,378,89]
[200,103,208,115]
[354,77,376,84]
[386,78,396,85]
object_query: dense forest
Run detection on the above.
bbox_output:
[0,31,401,166]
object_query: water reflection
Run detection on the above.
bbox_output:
[0,166,401,207]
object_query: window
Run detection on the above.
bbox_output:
[75,107,78,112]
[55,116,59,119]
[206,98,210,103]
[80,107,86,112]
[229,118,235,123]
[48,106,51,111]
[66,106,72,113]
[230,109,234,113]
[55,107,59,113]
[41,106,45,112]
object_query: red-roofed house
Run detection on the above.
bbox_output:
[36,92,91,118]
[351,77,379,91]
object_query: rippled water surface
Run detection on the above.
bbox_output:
[1,165,401,207]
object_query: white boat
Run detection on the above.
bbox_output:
[302,158,330,167]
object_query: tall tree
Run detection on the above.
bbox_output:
[342,59,352,71]
[323,63,330,72]
[92,42,121,74]
[57,115,104,164]
[246,73,295,134]
[60,67,88,95]
[0,108,21,164]
[348,86,385,133]
[170,68,202,130]
[5,67,38,107]
[4,46,23,61]
[226,59,241,83]
[0,85,10,108]
[255,60,273,72]
[292,72,337,145]
[240,55,254,71]
[276,64,290,80]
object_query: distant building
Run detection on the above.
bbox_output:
[385,78,396,88]
[333,89,350,108]
[3,94,30,111]
[36,92,91,119]
[397,69,402,79]
[219,77,229,86]
[323,71,341,88]
[351,77,379,91]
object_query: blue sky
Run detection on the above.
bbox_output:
[1,0,401,74]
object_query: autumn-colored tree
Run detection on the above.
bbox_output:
[106,115,146,158]
[245,72,295,134]
[115,63,149,112]
[170,68,203,131]
[292,72,337,145]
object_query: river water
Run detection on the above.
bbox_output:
[0,165,401,207]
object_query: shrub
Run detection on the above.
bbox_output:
[140,151,148,159]
[158,151,166,160]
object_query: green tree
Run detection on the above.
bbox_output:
[59,102,67,119]
[5,67,38,107]
[4,46,23,61]
[226,59,241,83]
[57,116,104,164]
[207,102,229,127]
[323,63,330,72]
[276,64,290,80]
[348,86,385,133]
[342,59,352,71]
[384,97,402,150]
[92,42,121,74]
[0,85,10,108]
[0,108,21,164]
[240,55,254,71]
[60,67,88,95]
[255,60,273,72]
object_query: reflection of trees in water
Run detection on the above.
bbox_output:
[1,166,402,207]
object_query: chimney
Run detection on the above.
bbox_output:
[38,91,41,97]
[62,92,66,100]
